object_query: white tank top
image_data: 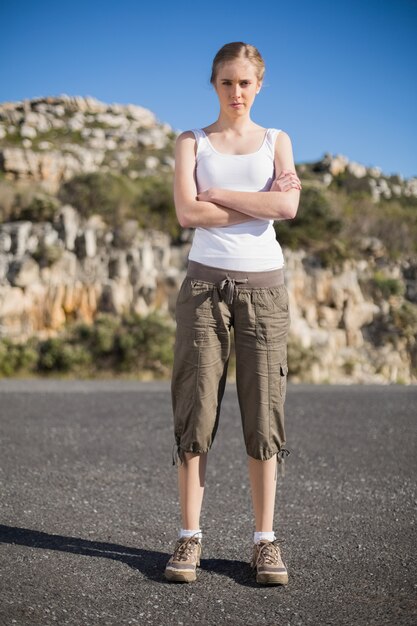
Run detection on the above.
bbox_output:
[188,128,285,271]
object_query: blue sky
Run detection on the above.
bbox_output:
[1,0,416,178]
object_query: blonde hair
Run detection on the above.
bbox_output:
[210,42,265,84]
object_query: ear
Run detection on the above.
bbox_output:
[256,81,263,95]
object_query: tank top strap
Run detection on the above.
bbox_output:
[264,128,282,159]
[191,128,209,148]
[190,129,210,159]
[190,128,204,141]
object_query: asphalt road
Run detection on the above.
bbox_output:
[0,380,416,626]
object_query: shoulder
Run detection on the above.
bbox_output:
[175,131,199,160]
[273,130,296,170]
[274,130,294,154]
[175,130,198,145]
[264,129,292,160]
[274,130,292,144]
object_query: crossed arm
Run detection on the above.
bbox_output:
[173,130,301,229]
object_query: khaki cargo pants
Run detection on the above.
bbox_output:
[171,261,290,463]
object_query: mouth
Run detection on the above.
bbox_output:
[230,102,244,108]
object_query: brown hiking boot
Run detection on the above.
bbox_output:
[164,535,202,583]
[251,540,288,585]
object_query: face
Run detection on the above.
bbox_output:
[214,58,262,115]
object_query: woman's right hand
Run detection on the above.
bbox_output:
[271,169,302,192]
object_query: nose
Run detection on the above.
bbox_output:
[231,84,241,99]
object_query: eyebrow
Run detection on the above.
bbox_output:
[220,78,252,81]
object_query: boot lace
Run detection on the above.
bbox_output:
[173,535,200,562]
[255,540,283,567]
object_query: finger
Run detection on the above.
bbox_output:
[280,172,299,183]
[283,182,301,191]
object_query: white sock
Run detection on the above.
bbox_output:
[179,528,202,541]
[254,531,275,544]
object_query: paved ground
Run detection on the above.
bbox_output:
[0,380,416,626]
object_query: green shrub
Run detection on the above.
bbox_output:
[343,196,417,259]
[32,243,63,267]
[0,180,21,222]
[287,336,317,380]
[132,175,179,239]
[38,337,92,372]
[19,193,60,222]
[0,338,38,376]
[365,300,417,374]
[90,314,120,356]
[372,272,405,299]
[0,182,60,223]
[275,187,342,252]
[66,312,174,375]
[330,171,371,197]
[58,172,179,237]
[58,172,137,223]
[391,301,417,342]
[342,358,356,376]
[0,311,175,378]
[112,312,174,373]
[2,130,22,146]
[315,239,349,268]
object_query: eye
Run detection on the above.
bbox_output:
[240,81,250,86]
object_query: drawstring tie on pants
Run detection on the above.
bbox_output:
[217,275,249,305]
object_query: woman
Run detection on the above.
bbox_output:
[165,42,301,586]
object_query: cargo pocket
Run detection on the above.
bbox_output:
[279,362,288,404]
[176,279,214,329]
[254,286,290,349]
[266,358,288,461]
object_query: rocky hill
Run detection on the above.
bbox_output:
[0,95,416,383]
[0,95,174,193]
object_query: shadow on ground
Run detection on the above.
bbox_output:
[0,524,255,586]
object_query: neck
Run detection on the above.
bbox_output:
[215,111,256,133]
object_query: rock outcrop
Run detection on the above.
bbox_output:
[0,210,185,336]
[1,95,416,383]
[285,251,415,383]
[0,95,174,193]
[302,152,417,202]
[0,209,415,384]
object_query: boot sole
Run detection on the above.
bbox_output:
[164,570,197,583]
[256,573,289,586]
